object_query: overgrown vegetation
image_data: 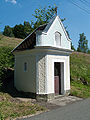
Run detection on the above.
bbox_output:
[70,52,90,98]
[71,81,90,98]
[0,38,46,119]
[0,93,46,120]
[0,47,14,90]
[77,33,89,53]
[0,34,22,90]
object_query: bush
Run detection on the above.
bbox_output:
[0,47,14,90]
[0,113,4,120]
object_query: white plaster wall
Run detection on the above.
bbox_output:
[36,16,71,49]
[36,32,42,46]
[46,54,70,94]
[14,54,36,93]
[14,49,70,95]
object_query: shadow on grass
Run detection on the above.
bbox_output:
[1,68,36,99]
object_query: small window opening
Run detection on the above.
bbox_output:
[55,32,61,46]
[24,62,27,72]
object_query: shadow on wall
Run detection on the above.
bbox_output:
[1,68,35,99]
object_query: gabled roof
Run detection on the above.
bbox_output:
[12,24,47,52]
[12,15,70,53]
[43,16,56,33]
[44,16,70,41]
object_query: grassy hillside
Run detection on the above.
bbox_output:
[70,52,90,98]
[70,52,90,83]
[0,34,23,48]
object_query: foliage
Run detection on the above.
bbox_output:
[32,5,66,30]
[24,21,33,37]
[0,112,4,120]
[88,49,90,54]
[0,47,14,68]
[77,33,88,53]
[3,22,32,39]
[13,22,33,38]
[70,52,90,84]
[70,52,90,98]
[13,24,25,39]
[33,6,56,22]
[71,81,90,98]
[71,42,76,51]
[0,93,46,120]
[3,26,14,37]
[3,5,66,39]
[32,5,58,29]
[0,47,14,90]
[0,46,46,120]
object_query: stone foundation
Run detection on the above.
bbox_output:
[36,93,55,102]
[64,90,70,96]
[15,90,70,102]
[36,90,70,101]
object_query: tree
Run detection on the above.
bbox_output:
[32,6,56,29]
[3,25,14,37]
[32,5,65,29]
[13,24,25,39]
[71,42,76,51]
[0,47,14,89]
[3,5,66,39]
[24,21,33,37]
[88,49,90,54]
[77,33,88,53]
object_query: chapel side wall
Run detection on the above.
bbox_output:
[14,54,36,93]
[47,54,70,94]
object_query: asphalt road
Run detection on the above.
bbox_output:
[21,98,90,120]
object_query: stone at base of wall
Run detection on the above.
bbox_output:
[15,90,70,102]
[36,90,70,102]
[65,90,70,96]
[36,93,55,102]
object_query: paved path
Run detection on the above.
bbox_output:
[48,96,83,106]
[20,98,90,120]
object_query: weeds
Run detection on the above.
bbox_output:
[0,93,46,120]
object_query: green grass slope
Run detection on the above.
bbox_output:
[70,52,90,98]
